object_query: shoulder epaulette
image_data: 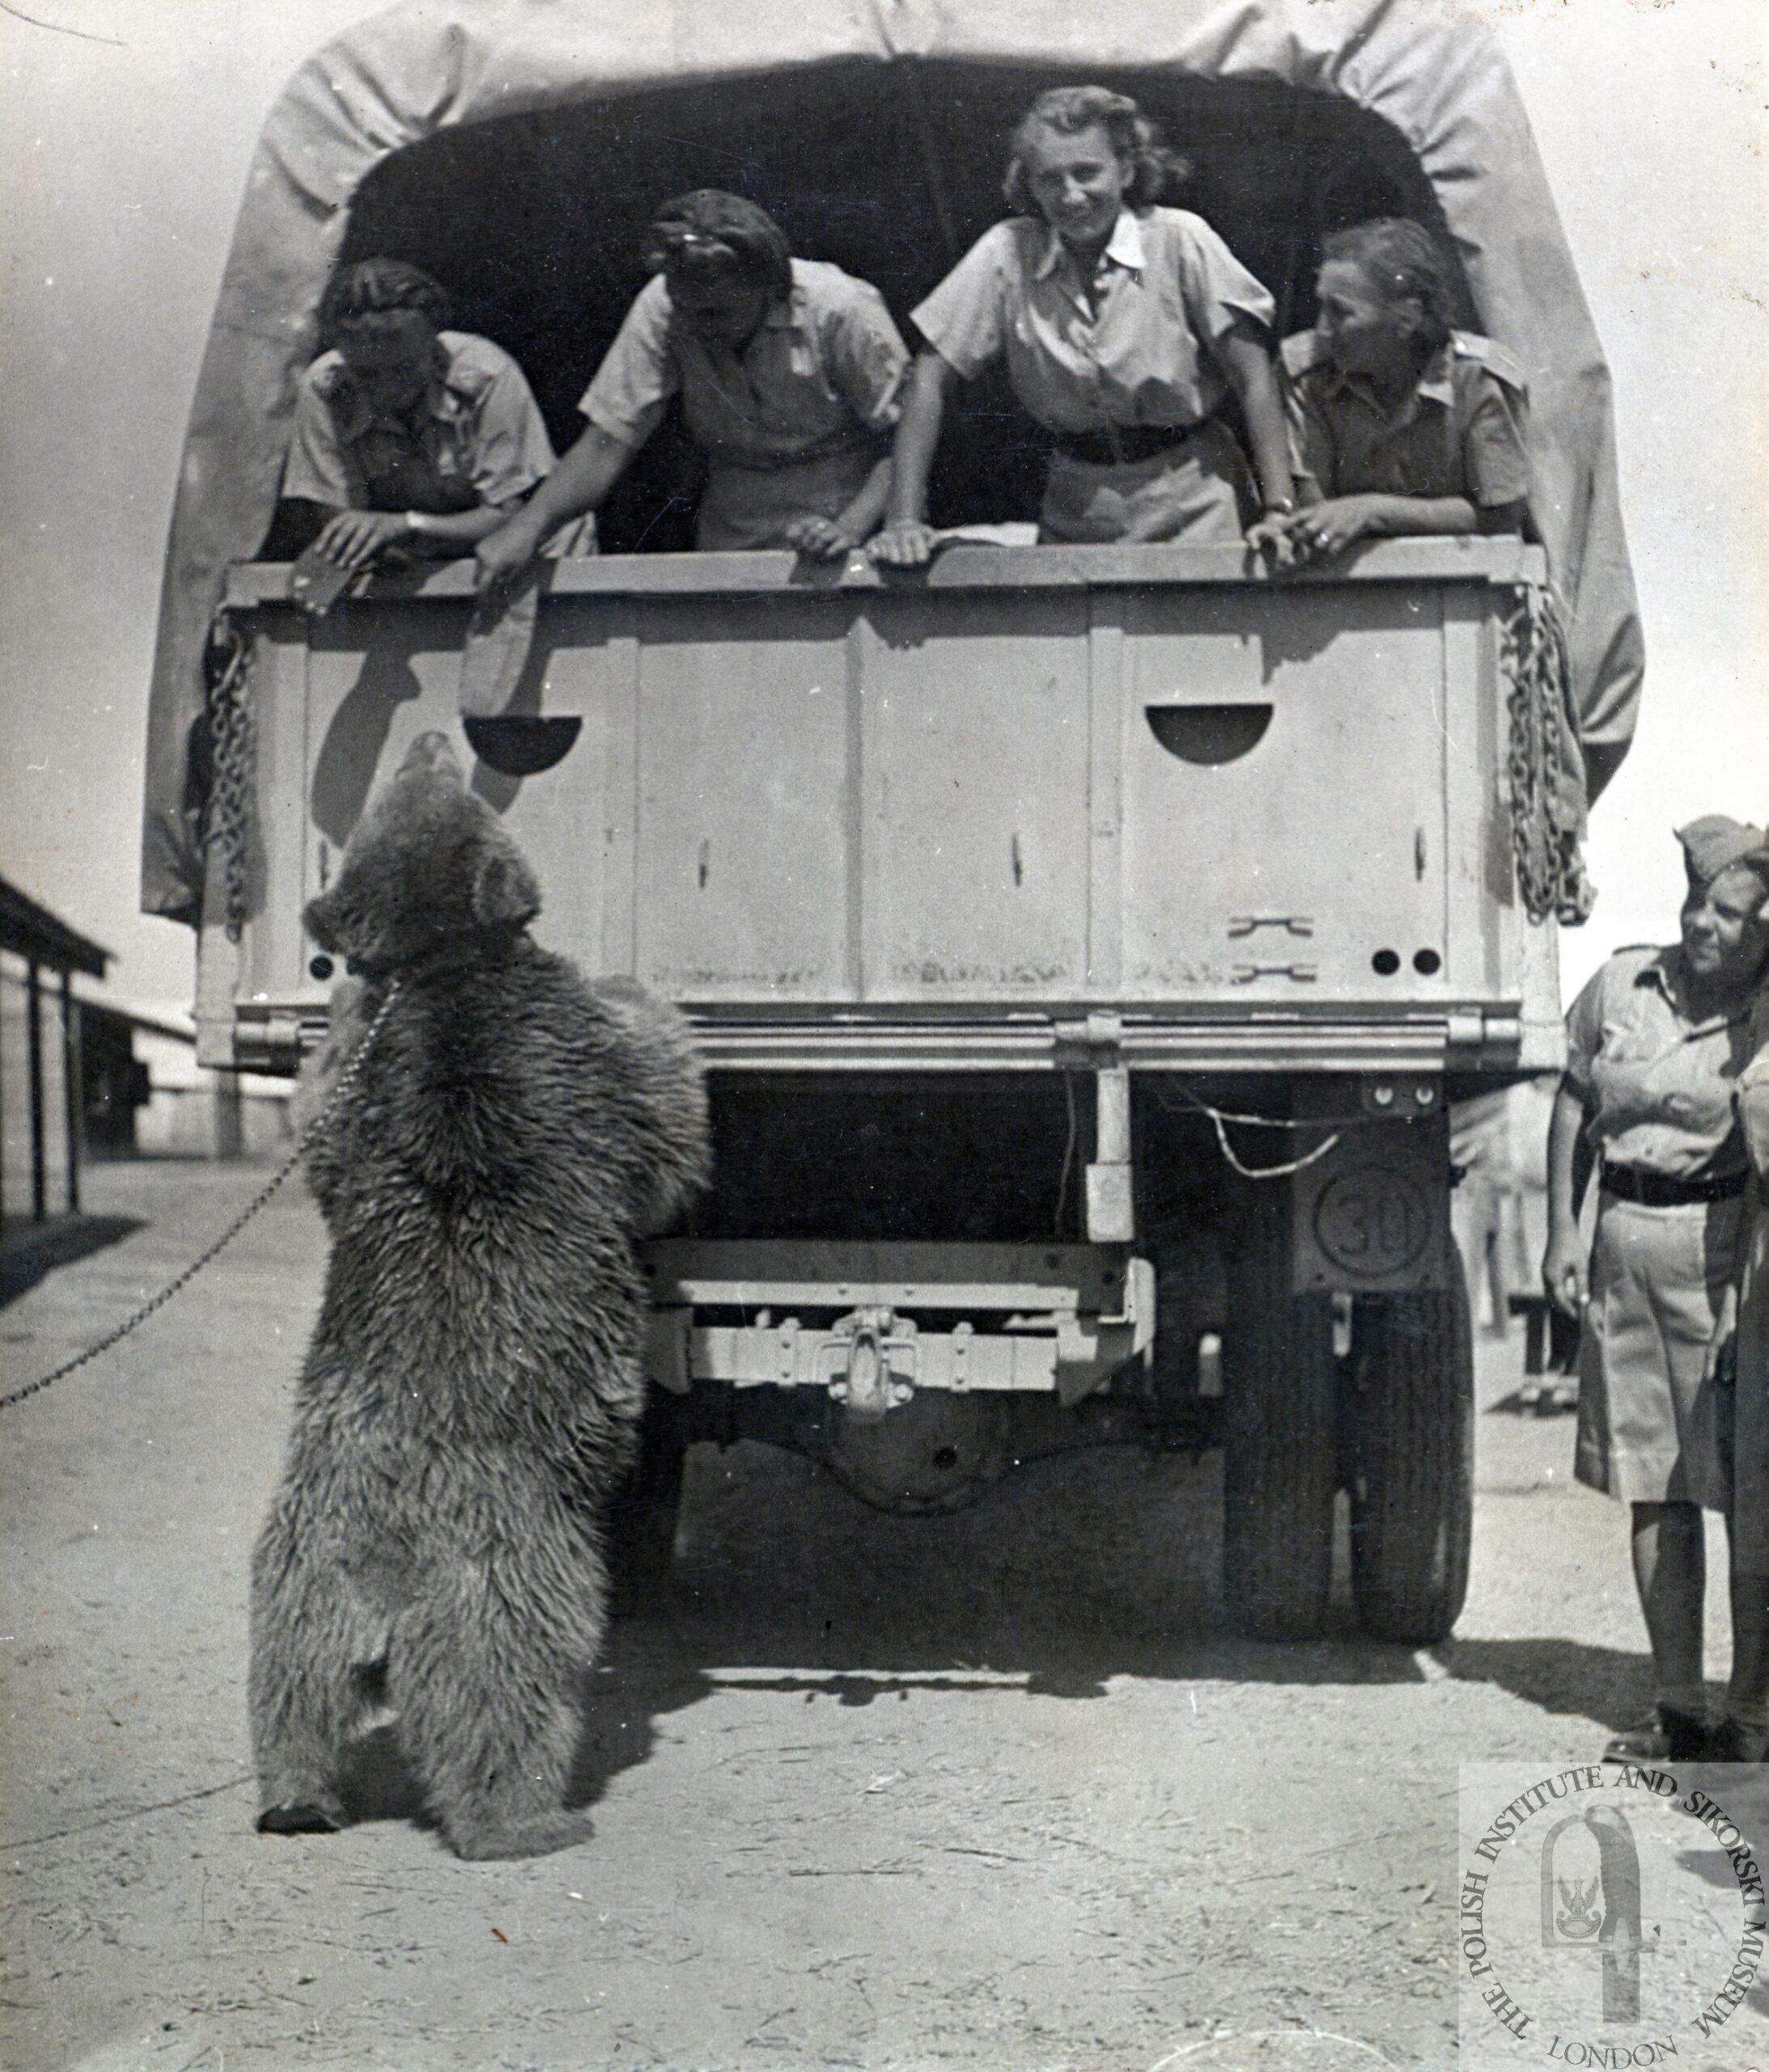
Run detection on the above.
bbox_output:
[1451,331,1528,393]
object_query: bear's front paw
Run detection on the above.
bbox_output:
[257,1796,346,1836]
[446,1809,594,1862]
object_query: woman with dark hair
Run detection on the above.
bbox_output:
[871,85,1292,563]
[1251,216,1532,565]
[475,190,908,579]
[282,258,574,572]
[1542,817,1769,1762]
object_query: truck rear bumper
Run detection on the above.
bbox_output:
[643,1239,1155,1407]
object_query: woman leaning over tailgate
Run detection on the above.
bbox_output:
[476,190,908,580]
[870,85,1292,563]
[1250,215,1532,567]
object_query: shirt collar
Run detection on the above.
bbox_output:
[1415,343,1456,407]
[326,341,460,446]
[1638,945,1752,1034]
[1035,208,1145,282]
[761,283,805,332]
[1317,342,1453,417]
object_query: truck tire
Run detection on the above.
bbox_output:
[1221,1212,1338,1643]
[1348,1248,1474,1645]
[606,1389,688,1616]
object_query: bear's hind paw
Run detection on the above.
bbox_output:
[257,1797,346,1836]
[446,1809,594,1862]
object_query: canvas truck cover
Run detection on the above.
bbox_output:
[140,0,1644,923]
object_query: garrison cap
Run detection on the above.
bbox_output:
[1675,814,1769,885]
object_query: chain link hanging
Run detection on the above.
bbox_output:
[203,614,257,942]
[1,981,401,1415]
[1501,582,1594,928]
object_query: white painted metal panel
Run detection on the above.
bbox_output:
[858,592,1092,1001]
[1118,585,1449,1000]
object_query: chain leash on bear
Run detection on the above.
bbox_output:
[0,981,402,1416]
[203,614,257,943]
[1501,580,1594,928]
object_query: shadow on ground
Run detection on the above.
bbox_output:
[1429,1637,1649,1733]
[0,1216,145,1307]
[333,1430,1654,1842]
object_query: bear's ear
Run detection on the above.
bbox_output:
[472,845,541,931]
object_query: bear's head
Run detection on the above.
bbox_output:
[305,732,541,974]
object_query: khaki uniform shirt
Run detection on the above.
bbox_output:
[284,331,558,514]
[1741,986,1769,1180]
[1279,329,1529,507]
[1564,945,1758,1179]
[911,206,1275,436]
[579,258,908,468]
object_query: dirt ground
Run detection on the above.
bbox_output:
[5,1156,1769,2072]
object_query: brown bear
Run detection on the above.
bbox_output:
[250,731,708,1860]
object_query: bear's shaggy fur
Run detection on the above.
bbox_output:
[250,732,708,1860]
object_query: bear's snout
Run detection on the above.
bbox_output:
[398,732,465,786]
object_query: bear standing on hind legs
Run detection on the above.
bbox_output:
[250,732,708,1861]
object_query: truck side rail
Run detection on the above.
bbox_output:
[204,538,1561,1079]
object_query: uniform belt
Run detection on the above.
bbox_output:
[1049,421,1203,467]
[1600,1163,1746,1207]
[709,426,881,475]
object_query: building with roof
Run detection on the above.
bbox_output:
[1,877,106,1236]
[2,877,292,1258]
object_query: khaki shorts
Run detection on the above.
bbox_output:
[1573,1191,1743,1508]
[1038,418,1254,546]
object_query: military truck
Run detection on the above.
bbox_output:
[142,1,1641,1645]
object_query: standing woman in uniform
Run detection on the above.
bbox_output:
[475,190,908,580]
[1708,851,1769,1760]
[1542,818,1769,1761]
[870,85,1293,562]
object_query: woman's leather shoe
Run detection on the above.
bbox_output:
[1603,1708,1707,1763]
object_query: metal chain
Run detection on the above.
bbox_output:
[203,617,257,942]
[1502,583,1593,927]
[1,981,401,1415]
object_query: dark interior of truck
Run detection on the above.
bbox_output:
[293,61,1468,555]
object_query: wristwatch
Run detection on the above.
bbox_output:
[1262,496,1297,517]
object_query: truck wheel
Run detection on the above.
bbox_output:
[1221,1214,1337,1643]
[1348,1249,1474,1645]
[606,1389,688,1616]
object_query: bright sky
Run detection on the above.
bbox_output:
[1,0,1763,1017]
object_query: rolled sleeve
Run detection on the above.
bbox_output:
[462,355,558,508]
[1464,371,1532,509]
[1563,964,1609,1099]
[825,281,910,431]
[579,278,677,449]
[1174,215,1275,357]
[282,368,354,506]
[910,227,1012,380]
